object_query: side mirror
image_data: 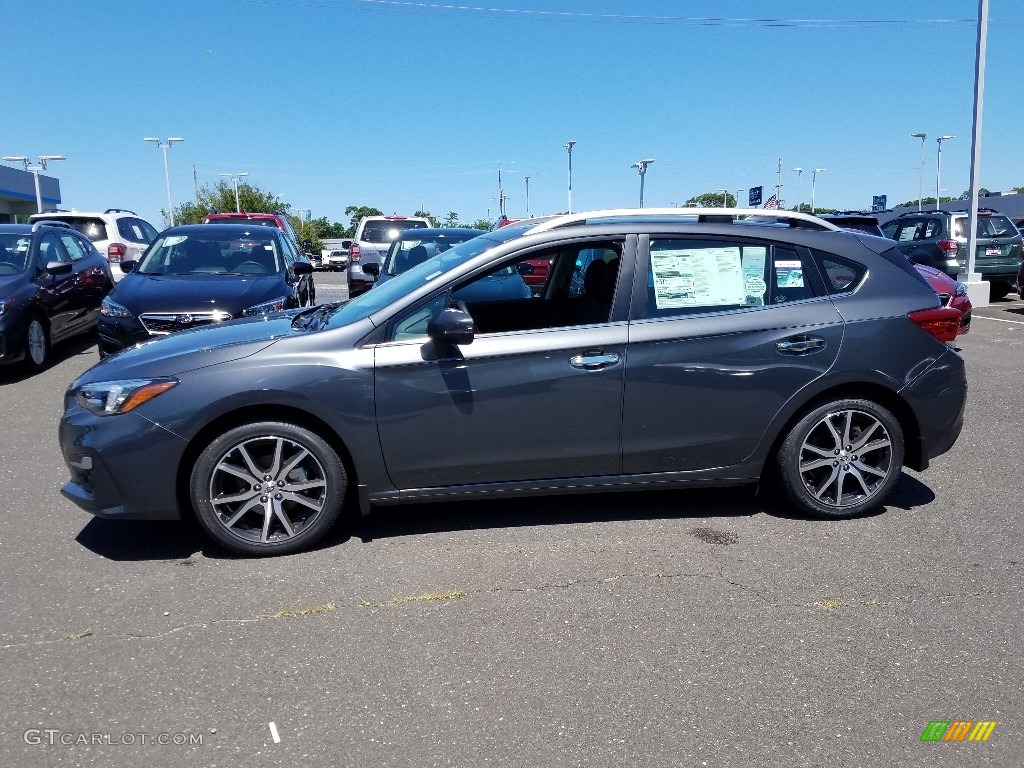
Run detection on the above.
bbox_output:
[427,307,475,346]
[45,261,73,276]
[363,262,380,278]
[119,260,138,274]
[293,261,313,275]
[516,262,535,275]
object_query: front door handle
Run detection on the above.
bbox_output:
[777,337,826,354]
[569,352,620,370]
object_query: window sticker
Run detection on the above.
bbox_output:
[742,246,767,306]
[775,259,805,288]
[651,246,745,309]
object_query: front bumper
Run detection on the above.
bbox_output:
[59,402,187,521]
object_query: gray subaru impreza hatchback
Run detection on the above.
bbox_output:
[60,209,967,556]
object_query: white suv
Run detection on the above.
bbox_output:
[28,209,159,282]
[347,215,430,296]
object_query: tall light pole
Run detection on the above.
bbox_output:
[2,154,65,213]
[792,167,803,211]
[717,188,729,207]
[736,188,744,208]
[524,175,531,215]
[910,133,927,211]
[631,159,655,208]
[935,135,955,210]
[811,168,826,214]
[564,141,576,213]
[144,138,184,225]
[220,172,249,212]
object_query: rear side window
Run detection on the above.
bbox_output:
[811,251,867,294]
[888,218,942,242]
[117,217,155,244]
[644,239,817,318]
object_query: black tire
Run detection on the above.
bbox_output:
[989,281,1010,302]
[190,422,347,556]
[776,399,904,519]
[24,313,51,373]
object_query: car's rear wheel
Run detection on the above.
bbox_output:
[776,399,904,519]
[190,422,347,556]
[25,314,51,373]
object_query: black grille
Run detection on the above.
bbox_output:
[139,311,231,335]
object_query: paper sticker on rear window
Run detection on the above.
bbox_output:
[774,259,804,288]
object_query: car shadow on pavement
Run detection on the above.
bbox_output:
[0,336,98,385]
[75,517,210,561]
[72,473,937,559]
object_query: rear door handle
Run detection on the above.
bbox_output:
[777,337,826,354]
[570,353,620,370]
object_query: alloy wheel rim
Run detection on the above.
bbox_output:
[797,409,893,508]
[208,435,328,545]
[27,321,46,365]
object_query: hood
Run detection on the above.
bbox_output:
[0,273,28,295]
[78,311,304,382]
[913,263,957,291]
[111,272,285,316]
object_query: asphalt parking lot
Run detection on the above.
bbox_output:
[0,288,1021,768]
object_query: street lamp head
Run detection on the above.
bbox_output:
[564,140,576,151]
[2,156,29,164]
[792,167,802,172]
[937,135,955,141]
[814,167,826,173]
[167,138,184,144]
[911,132,927,139]
[39,155,65,162]
[143,138,160,144]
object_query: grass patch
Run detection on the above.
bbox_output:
[64,629,93,640]
[389,590,467,606]
[816,599,846,612]
[269,602,338,619]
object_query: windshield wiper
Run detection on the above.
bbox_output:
[291,302,344,330]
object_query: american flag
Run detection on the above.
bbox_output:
[763,194,779,210]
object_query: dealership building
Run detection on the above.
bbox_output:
[0,164,62,222]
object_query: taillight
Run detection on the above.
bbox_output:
[908,307,962,344]
[349,243,361,263]
[107,243,127,263]
[937,239,959,257]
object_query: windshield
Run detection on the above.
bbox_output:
[205,217,279,228]
[0,233,32,273]
[136,231,282,275]
[325,230,530,328]
[384,231,482,275]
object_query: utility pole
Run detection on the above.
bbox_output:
[524,175,531,215]
[776,157,784,208]
[564,141,576,213]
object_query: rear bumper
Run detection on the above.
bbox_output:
[899,347,968,470]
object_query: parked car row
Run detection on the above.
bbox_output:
[60,208,969,557]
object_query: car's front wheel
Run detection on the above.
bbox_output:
[776,399,904,519]
[25,313,51,373]
[190,422,347,556]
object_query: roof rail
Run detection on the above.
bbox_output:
[32,220,75,232]
[37,207,70,214]
[104,208,138,215]
[527,207,842,233]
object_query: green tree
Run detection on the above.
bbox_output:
[684,191,736,207]
[893,196,958,209]
[442,211,460,227]
[414,209,439,227]
[343,205,384,237]
[467,219,491,230]
[171,180,289,225]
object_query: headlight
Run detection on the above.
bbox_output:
[100,296,132,318]
[954,282,968,298]
[0,298,11,317]
[241,296,288,317]
[75,378,178,416]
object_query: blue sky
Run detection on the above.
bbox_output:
[4,0,1022,226]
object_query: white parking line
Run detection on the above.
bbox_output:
[973,315,1024,325]
[269,722,281,744]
